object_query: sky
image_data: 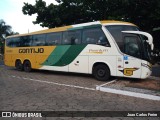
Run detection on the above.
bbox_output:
[0,0,58,34]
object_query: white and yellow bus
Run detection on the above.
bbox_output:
[4,20,154,81]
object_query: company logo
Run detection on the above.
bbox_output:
[87,49,108,54]
[6,50,13,53]
[19,48,44,53]
[2,112,11,117]
[1,112,42,118]
[119,68,139,76]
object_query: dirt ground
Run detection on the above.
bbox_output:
[114,78,160,91]
[126,79,160,91]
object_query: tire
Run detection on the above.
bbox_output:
[93,64,110,81]
[15,60,23,71]
[23,60,32,72]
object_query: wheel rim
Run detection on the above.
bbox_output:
[97,69,105,77]
[25,63,30,70]
[16,61,22,70]
[24,62,31,71]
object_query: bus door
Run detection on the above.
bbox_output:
[122,34,142,78]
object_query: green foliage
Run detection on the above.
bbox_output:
[0,19,19,54]
[22,0,160,31]
[0,19,12,39]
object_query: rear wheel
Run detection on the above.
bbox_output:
[93,64,110,81]
[15,60,23,71]
[23,60,32,72]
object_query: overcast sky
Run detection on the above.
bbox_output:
[0,0,58,34]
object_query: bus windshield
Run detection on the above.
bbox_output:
[141,36,152,62]
[105,25,152,62]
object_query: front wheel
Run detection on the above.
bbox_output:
[23,60,32,72]
[93,64,110,81]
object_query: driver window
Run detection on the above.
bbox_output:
[124,36,141,58]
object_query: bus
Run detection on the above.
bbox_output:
[4,20,154,81]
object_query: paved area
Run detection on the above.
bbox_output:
[0,65,160,120]
[0,60,3,65]
[152,64,160,77]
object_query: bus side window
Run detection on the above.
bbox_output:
[82,28,110,46]
[68,30,81,45]
[6,38,13,47]
[32,34,46,46]
[62,32,69,45]
[20,36,32,47]
[46,32,62,46]
[6,38,10,47]
[7,37,20,47]
[62,30,81,45]
[14,37,21,47]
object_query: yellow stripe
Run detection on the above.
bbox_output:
[7,20,137,38]
[4,46,56,69]
[7,25,72,38]
[100,20,136,26]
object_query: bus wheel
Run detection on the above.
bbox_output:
[93,64,110,81]
[15,60,23,71]
[23,60,32,72]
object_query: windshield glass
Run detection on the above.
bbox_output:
[105,25,151,62]
[140,35,152,62]
[106,25,139,52]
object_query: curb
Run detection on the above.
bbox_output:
[96,86,160,101]
[149,76,160,80]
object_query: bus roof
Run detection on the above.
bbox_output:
[7,20,136,38]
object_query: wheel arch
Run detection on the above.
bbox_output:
[92,62,111,75]
[14,58,24,65]
[23,59,31,64]
[23,59,32,68]
[15,59,24,71]
[15,59,22,65]
[23,59,32,72]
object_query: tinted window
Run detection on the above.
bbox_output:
[46,32,62,45]
[6,38,10,47]
[32,34,46,46]
[124,36,141,58]
[6,37,20,47]
[6,38,13,47]
[19,36,32,47]
[82,28,110,46]
[62,30,81,45]
[106,25,139,51]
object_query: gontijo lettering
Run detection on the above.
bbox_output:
[19,48,44,53]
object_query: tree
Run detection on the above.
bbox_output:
[0,19,12,39]
[0,19,18,54]
[22,0,160,31]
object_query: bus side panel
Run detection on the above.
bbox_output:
[35,55,48,69]
[88,56,117,76]
[4,54,13,67]
[39,65,69,72]
[141,60,152,79]
[116,55,124,77]
[35,46,56,69]
[69,55,89,73]
[22,54,36,68]
[4,47,14,67]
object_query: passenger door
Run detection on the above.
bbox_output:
[122,34,142,78]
